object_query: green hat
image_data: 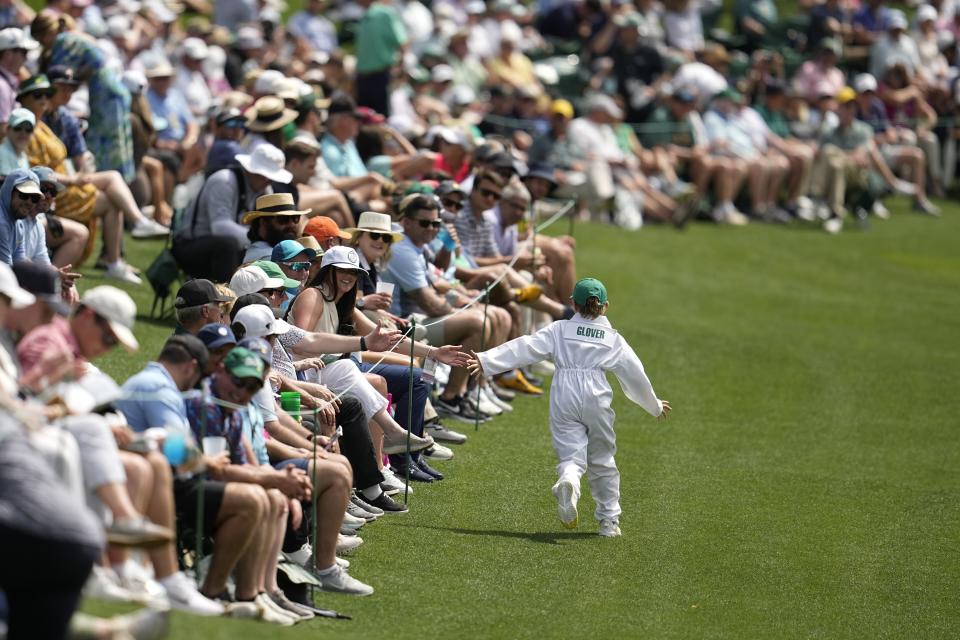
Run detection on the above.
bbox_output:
[403,181,435,196]
[223,346,266,380]
[252,260,300,289]
[17,74,52,98]
[572,278,607,306]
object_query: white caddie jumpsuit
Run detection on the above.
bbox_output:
[478,313,663,522]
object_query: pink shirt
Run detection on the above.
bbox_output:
[16,316,84,380]
[792,61,846,102]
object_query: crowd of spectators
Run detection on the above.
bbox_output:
[0,0,955,636]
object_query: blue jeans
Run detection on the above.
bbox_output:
[357,362,427,437]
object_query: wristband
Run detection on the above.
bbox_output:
[359,335,367,351]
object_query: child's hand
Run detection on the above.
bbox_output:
[466,351,484,380]
[657,400,672,422]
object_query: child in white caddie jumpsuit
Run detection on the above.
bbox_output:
[467,278,670,537]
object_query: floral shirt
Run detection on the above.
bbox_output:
[184,378,248,464]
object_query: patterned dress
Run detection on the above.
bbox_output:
[47,32,135,182]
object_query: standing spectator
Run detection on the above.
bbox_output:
[355,0,408,115]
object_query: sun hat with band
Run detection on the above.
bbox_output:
[320,246,367,273]
[236,145,293,185]
[344,211,404,242]
[572,278,608,306]
[233,304,292,339]
[296,235,325,257]
[303,216,352,243]
[245,96,298,132]
[80,285,139,351]
[242,192,310,225]
[17,74,52,99]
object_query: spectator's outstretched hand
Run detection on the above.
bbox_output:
[365,324,403,351]
[432,345,470,368]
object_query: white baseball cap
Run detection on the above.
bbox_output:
[0,28,38,52]
[121,69,148,95]
[853,73,878,94]
[229,265,285,298]
[80,285,139,351]
[320,246,367,272]
[917,4,938,23]
[431,64,455,83]
[235,144,293,184]
[0,262,35,309]
[233,304,291,339]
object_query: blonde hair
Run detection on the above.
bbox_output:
[31,10,72,47]
[349,231,393,264]
[214,284,236,317]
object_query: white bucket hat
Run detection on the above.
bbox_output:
[235,144,293,184]
[344,211,404,242]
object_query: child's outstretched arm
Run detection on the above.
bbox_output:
[609,335,669,418]
[472,325,557,377]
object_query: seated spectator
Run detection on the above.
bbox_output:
[145,56,203,181]
[284,136,355,227]
[175,37,214,118]
[242,193,310,262]
[792,39,846,104]
[205,107,247,174]
[807,0,851,51]
[173,278,233,335]
[303,214,353,252]
[243,96,298,153]
[0,107,30,173]
[869,10,920,81]
[288,0,338,54]
[321,94,390,210]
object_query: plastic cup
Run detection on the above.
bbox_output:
[376,281,395,296]
[202,436,227,457]
[280,391,301,415]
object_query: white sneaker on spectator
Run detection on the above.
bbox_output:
[105,261,143,285]
[342,511,366,528]
[893,179,916,196]
[336,556,350,569]
[313,564,374,596]
[482,386,513,413]
[222,600,259,619]
[823,217,843,234]
[424,443,454,461]
[84,566,139,603]
[872,201,890,219]
[130,218,169,239]
[346,500,378,522]
[380,466,411,494]
[336,533,364,554]
[598,519,622,538]
[382,429,434,455]
[116,559,169,609]
[269,590,314,621]
[254,593,298,625]
[160,572,224,617]
[467,391,501,417]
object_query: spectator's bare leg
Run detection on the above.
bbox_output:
[232,486,270,601]
[142,156,173,225]
[88,170,149,226]
[201,484,263,598]
[299,188,353,227]
[257,489,288,593]
[144,453,178,579]
[44,216,89,268]
[92,194,124,263]
[437,311,488,400]
[309,456,351,570]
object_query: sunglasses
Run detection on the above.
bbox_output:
[25,90,54,100]
[282,261,311,271]
[271,216,301,226]
[94,314,118,347]
[12,124,33,133]
[415,219,442,229]
[230,373,263,393]
[441,198,464,211]
[366,232,394,244]
[479,188,501,200]
[15,191,40,203]
[40,186,56,197]
[262,287,287,297]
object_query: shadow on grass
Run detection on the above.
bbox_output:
[391,522,597,545]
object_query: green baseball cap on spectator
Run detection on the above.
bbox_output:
[572,278,608,305]
[252,260,300,289]
[223,347,266,380]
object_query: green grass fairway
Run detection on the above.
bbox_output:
[80,201,960,639]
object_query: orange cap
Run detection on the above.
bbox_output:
[304,216,352,241]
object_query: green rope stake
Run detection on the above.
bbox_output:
[404,318,415,505]
[311,406,319,602]
[195,386,208,572]
[475,287,490,433]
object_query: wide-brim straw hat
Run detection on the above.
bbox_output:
[246,96,298,132]
[344,211,404,242]
[242,192,312,225]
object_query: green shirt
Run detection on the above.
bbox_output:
[639,106,695,149]
[355,3,407,74]
[754,104,790,139]
[820,120,873,152]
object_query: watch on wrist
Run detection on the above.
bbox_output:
[356,297,366,309]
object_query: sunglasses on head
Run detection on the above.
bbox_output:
[366,232,394,244]
[93,314,118,347]
[282,261,311,271]
[230,373,263,393]
[12,124,33,133]
[415,219,442,229]
[441,197,463,211]
[479,187,501,200]
[15,191,40,203]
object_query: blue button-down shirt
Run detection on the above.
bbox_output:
[117,362,189,433]
[320,134,367,177]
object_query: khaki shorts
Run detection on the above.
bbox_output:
[409,313,446,345]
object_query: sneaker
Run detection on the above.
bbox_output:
[351,493,384,516]
[109,607,170,639]
[313,564,374,596]
[105,261,143,286]
[454,397,492,423]
[336,556,350,569]
[106,517,173,548]
[893,179,917,196]
[513,283,542,303]
[598,519,622,538]
[269,590,314,621]
[336,533,364,554]
[84,566,139,603]
[416,457,445,480]
[725,207,749,226]
[496,370,543,396]
[380,466,411,494]
[253,593,297,625]
[471,388,503,416]
[223,600,260,619]
[435,395,491,424]
[823,217,843,234]
[913,198,941,216]
[342,511,366,529]
[872,201,890,219]
[365,492,408,513]
[482,385,513,413]
[424,442,454,461]
[161,572,223,616]
[553,478,579,529]
[130,218,170,239]
[382,429,434,455]
[489,383,516,402]
[346,499,378,522]
[424,418,467,444]
[116,559,169,609]
[764,206,792,224]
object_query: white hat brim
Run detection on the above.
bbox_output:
[108,320,140,351]
[236,154,293,184]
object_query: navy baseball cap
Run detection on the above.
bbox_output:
[197,323,237,350]
[238,336,273,365]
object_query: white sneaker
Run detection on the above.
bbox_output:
[482,386,512,413]
[84,566,139,603]
[473,390,503,416]
[131,218,170,239]
[254,593,298,626]
[893,179,916,196]
[346,500,378,522]
[424,442,454,461]
[313,564,374,596]
[342,511,366,529]
[116,559,169,609]
[872,201,890,219]
[105,261,143,285]
[552,478,579,529]
[336,533,363,554]
[725,207,749,226]
[380,466,411,494]
[161,572,224,616]
[823,217,843,234]
[223,600,259,619]
[598,519,622,538]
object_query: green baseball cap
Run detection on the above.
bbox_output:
[252,260,300,289]
[572,278,608,306]
[223,346,266,380]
